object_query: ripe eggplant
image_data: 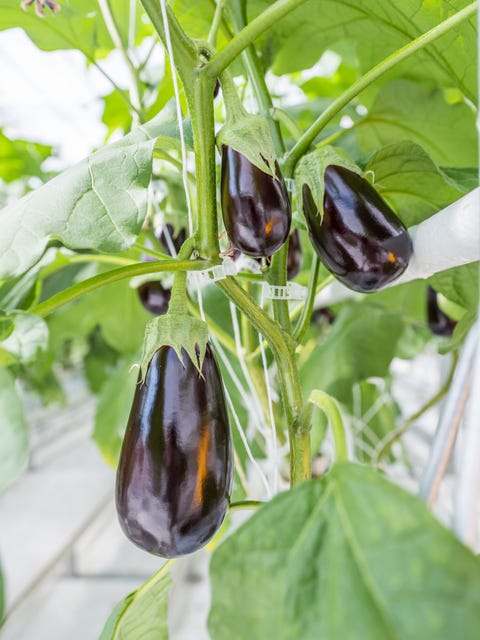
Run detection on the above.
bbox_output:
[302,165,412,292]
[427,286,457,337]
[220,145,291,257]
[116,344,233,558]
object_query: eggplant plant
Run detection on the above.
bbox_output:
[0,0,478,638]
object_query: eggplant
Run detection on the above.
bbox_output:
[116,344,233,558]
[220,145,291,257]
[302,165,412,292]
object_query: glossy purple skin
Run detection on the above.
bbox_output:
[221,146,291,258]
[303,165,413,293]
[286,229,302,280]
[116,344,233,558]
[427,286,457,337]
[137,281,171,316]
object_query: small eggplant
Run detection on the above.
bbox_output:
[427,286,457,337]
[137,281,171,316]
[137,226,186,316]
[116,344,233,558]
[302,165,412,292]
[220,146,291,258]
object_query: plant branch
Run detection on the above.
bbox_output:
[218,277,310,484]
[32,258,214,318]
[203,0,310,78]
[283,1,478,176]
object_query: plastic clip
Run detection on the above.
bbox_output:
[262,282,307,300]
[189,258,237,286]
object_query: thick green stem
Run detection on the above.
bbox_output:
[204,0,309,78]
[32,258,214,318]
[168,237,197,315]
[283,1,478,176]
[190,69,220,259]
[218,277,309,484]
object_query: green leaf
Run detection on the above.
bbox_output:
[0,0,151,57]
[365,141,466,227]
[356,80,478,167]
[93,359,136,467]
[0,311,48,365]
[99,563,171,640]
[429,262,479,311]
[245,0,477,101]
[209,463,480,640]
[441,167,479,191]
[0,129,52,183]
[0,104,181,279]
[300,302,404,404]
[0,367,29,495]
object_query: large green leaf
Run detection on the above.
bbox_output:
[0,0,151,57]
[0,105,180,279]
[299,302,404,404]
[356,80,478,167]
[209,463,480,640]
[99,564,171,639]
[93,359,137,467]
[244,0,477,101]
[0,367,29,495]
[365,141,467,227]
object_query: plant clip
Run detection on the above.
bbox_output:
[284,178,296,195]
[189,258,237,286]
[262,282,307,300]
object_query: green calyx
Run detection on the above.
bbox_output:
[139,314,209,379]
[294,146,361,218]
[217,113,278,177]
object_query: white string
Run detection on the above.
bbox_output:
[258,287,279,493]
[225,386,272,499]
[159,0,194,236]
